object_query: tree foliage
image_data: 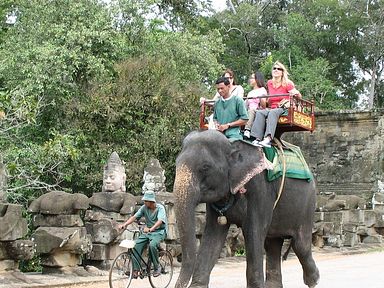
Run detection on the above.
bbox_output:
[0,0,383,206]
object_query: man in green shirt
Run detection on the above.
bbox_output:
[119,191,167,278]
[213,77,248,141]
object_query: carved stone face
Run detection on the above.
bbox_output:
[103,169,126,193]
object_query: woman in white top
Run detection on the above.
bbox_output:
[200,68,244,105]
[244,71,267,138]
[212,68,244,100]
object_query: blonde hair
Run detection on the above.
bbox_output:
[271,61,290,88]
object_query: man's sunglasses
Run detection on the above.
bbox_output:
[273,67,283,71]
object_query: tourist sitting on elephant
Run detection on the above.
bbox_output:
[213,76,248,141]
[200,68,244,106]
[243,71,267,139]
[118,191,167,278]
[251,61,301,147]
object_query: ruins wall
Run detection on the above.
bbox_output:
[283,109,384,203]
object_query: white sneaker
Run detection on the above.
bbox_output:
[244,130,251,138]
[259,138,271,148]
[252,140,262,147]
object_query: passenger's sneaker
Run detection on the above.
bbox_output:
[243,129,251,138]
[259,138,271,148]
[153,267,162,277]
[251,140,262,147]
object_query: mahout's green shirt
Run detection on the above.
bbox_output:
[213,95,248,140]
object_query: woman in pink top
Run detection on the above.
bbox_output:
[244,71,267,138]
[250,61,301,147]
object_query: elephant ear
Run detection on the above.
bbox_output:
[228,141,273,195]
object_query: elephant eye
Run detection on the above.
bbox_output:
[199,163,211,173]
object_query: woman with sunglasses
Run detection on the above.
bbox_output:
[250,61,301,147]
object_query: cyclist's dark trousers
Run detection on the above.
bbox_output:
[132,231,165,270]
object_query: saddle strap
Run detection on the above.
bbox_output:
[273,138,286,209]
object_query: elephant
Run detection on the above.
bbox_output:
[173,130,319,288]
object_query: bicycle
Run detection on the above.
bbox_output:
[109,228,174,288]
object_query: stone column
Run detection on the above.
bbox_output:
[28,191,92,275]
[85,191,137,269]
[84,152,138,269]
[0,158,34,272]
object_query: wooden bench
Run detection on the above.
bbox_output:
[199,95,315,136]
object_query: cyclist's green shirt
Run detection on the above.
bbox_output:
[134,203,167,235]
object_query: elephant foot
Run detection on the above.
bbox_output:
[304,267,319,288]
[265,281,283,288]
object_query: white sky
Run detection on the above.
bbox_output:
[211,0,227,12]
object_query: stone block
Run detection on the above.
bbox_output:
[87,243,126,261]
[344,210,364,224]
[166,223,179,240]
[364,210,377,227]
[41,251,81,267]
[312,234,324,248]
[322,222,335,236]
[0,260,18,271]
[343,223,358,233]
[343,232,358,247]
[373,204,384,214]
[362,235,382,244]
[85,219,119,244]
[28,191,89,214]
[195,214,206,236]
[87,244,107,260]
[195,203,206,214]
[326,234,342,248]
[356,226,368,236]
[166,205,177,225]
[33,214,84,227]
[333,222,343,235]
[0,204,28,241]
[84,210,130,222]
[33,227,91,254]
[313,212,324,222]
[375,214,384,228]
[89,192,136,214]
[0,240,35,261]
[323,211,344,223]
[106,243,126,260]
[166,243,182,258]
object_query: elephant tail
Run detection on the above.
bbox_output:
[282,239,292,261]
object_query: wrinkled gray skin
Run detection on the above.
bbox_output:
[173,130,319,288]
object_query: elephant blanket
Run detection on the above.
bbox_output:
[263,140,313,182]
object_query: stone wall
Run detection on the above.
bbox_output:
[283,109,384,203]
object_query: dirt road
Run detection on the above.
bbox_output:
[66,250,384,288]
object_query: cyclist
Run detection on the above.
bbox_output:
[119,190,167,278]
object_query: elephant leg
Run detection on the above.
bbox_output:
[190,209,230,288]
[292,232,320,288]
[264,237,284,288]
[243,226,267,287]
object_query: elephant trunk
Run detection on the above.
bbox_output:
[174,164,197,288]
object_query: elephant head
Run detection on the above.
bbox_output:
[173,130,271,287]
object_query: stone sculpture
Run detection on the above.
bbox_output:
[28,191,91,274]
[85,152,137,268]
[142,158,166,194]
[102,151,126,193]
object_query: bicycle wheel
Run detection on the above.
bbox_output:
[148,250,174,288]
[109,251,133,288]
